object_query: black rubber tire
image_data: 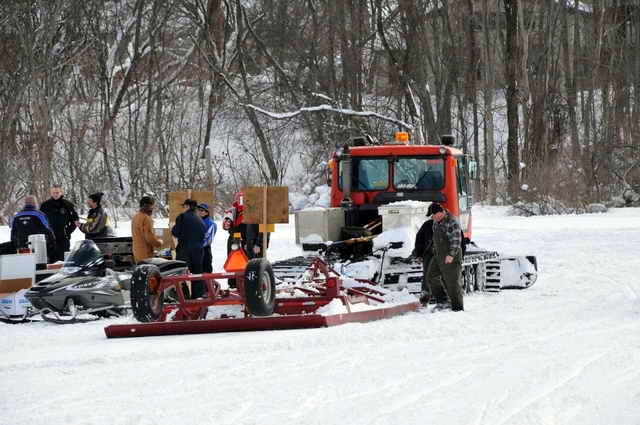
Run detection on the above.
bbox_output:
[244,258,276,316]
[130,265,164,322]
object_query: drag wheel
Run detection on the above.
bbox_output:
[244,258,275,316]
[131,265,164,322]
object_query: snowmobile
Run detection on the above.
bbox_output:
[24,240,133,323]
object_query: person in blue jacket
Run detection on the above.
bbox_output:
[171,199,206,298]
[197,203,217,274]
[10,195,56,262]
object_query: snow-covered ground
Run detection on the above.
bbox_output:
[1,207,639,425]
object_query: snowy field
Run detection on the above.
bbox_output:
[1,207,639,425]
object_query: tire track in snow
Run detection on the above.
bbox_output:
[492,351,609,425]
[374,368,476,418]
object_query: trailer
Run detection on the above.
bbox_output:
[104,255,419,339]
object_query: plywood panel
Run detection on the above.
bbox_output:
[190,191,215,207]
[243,186,289,224]
[168,191,190,224]
[168,190,215,223]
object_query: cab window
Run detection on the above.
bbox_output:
[456,156,469,212]
[339,158,389,191]
[353,158,389,190]
[394,157,444,190]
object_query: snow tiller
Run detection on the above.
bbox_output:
[104,254,419,339]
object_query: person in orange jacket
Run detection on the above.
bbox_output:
[131,196,163,263]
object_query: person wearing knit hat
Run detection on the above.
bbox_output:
[10,195,56,262]
[131,196,163,263]
[80,192,113,240]
[88,192,103,205]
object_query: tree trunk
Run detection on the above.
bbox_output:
[504,0,520,201]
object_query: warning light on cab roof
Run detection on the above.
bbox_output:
[394,132,409,143]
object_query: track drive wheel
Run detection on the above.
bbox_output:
[462,265,476,294]
[244,258,276,316]
[131,265,164,322]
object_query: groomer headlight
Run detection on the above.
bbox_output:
[439,147,447,154]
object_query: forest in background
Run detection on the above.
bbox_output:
[0,0,638,223]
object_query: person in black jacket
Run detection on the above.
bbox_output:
[171,199,207,298]
[10,195,56,262]
[414,203,469,307]
[40,184,80,261]
[80,192,113,240]
[413,203,440,305]
[222,199,268,259]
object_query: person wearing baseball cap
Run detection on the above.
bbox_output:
[412,202,444,306]
[197,203,217,273]
[425,203,464,311]
[171,198,206,298]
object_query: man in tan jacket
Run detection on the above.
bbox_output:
[131,196,163,263]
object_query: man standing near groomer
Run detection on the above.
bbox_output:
[425,203,464,311]
[171,199,206,298]
[412,203,441,306]
[40,184,79,261]
[131,196,163,263]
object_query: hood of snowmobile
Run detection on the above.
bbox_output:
[26,273,125,312]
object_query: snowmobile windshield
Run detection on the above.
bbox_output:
[62,240,103,272]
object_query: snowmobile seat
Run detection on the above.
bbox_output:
[138,257,187,273]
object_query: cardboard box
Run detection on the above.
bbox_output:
[0,254,35,298]
[153,227,176,250]
[0,289,31,317]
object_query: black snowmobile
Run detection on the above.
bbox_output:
[25,240,132,323]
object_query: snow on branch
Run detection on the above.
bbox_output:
[243,104,414,130]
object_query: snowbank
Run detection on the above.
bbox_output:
[289,184,331,210]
